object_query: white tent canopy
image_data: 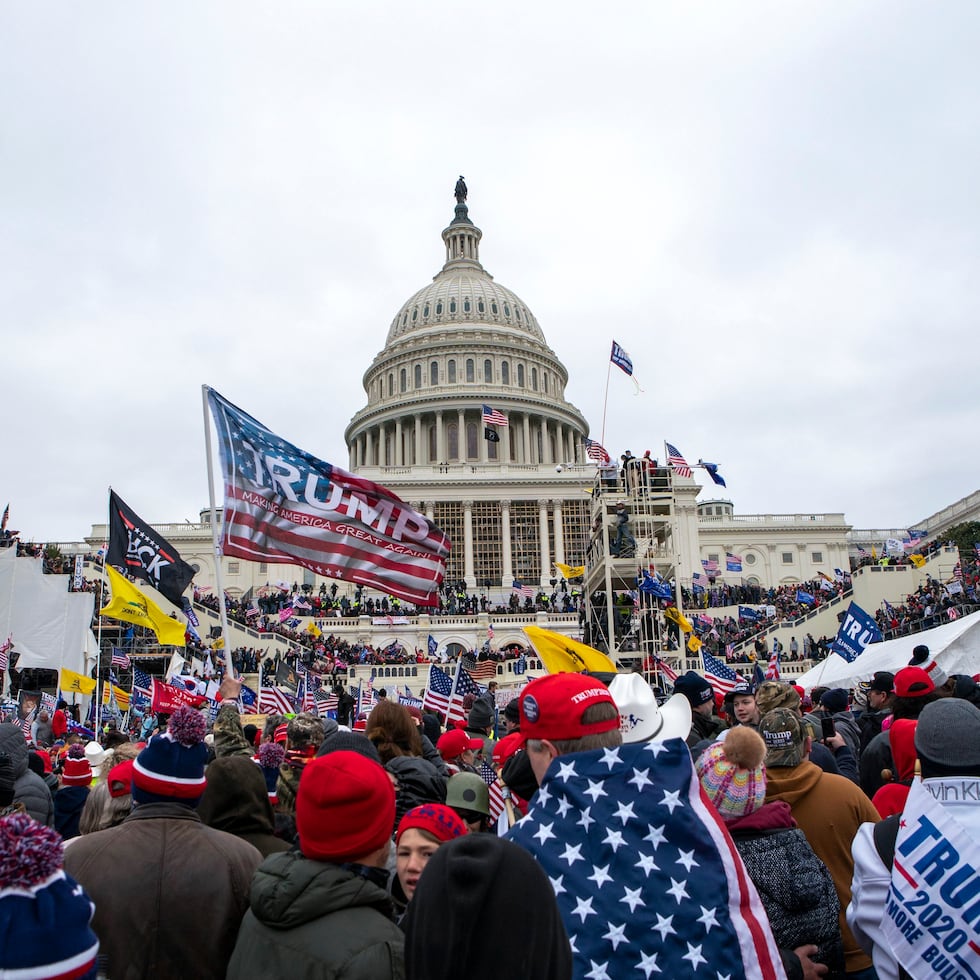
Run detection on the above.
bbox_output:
[795,609,980,691]
[0,546,95,675]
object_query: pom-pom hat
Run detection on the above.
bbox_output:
[296,751,395,863]
[61,744,93,787]
[255,741,285,802]
[132,706,208,806]
[697,728,768,821]
[518,673,618,743]
[0,812,99,979]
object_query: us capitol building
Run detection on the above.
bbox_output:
[82,180,961,666]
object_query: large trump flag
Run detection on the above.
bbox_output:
[205,388,451,607]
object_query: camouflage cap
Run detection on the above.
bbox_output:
[759,707,806,767]
[754,681,801,718]
[287,712,325,750]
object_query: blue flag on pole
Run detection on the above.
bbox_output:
[830,602,882,663]
[738,605,762,622]
[610,340,633,376]
[796,590,816,606]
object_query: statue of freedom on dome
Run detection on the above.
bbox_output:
[454,175,468,203]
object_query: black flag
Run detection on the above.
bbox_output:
[484,427,500,443]
[106,491,195,607]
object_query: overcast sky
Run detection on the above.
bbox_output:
[3,2,978,545]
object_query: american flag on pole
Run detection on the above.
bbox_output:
[701,558,719,574]
[765,648,781,680]
[654,656,679,685]
[259,687,296,716]
[506,739,784,980]
[482,404,509,427]
[314,688,339,717]
[206,388,451,607]
[585,438,611,464]
[479,760,506,823]
[110,649,131,670]
[132,668,153,705]
[0,637,11,672]
[665,442,692,479]
[422,664,456,719]
[512,580,536,599]
[702,650,742,695]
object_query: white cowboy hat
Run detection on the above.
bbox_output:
[608,673,692,743]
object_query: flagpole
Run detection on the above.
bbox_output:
[599,355,613,450]
[202,385,234,678]
[95,493,113,739]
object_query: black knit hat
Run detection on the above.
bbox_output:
[403,834,572,979]
[673,671,713,707]
[316,729,382,765]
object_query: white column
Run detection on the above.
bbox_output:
[395,420,403,467]
[542,419,553,464]
[436,411,445,463]
[501,500,513,585]
[538,500,550,586]
[415,415,422,466]
[457,409,465,461]
[553,500,565,564]
[522,414,531,463]
[379,424,387,466]
[463,500,475,586]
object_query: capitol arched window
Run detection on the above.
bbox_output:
[430,362,438,386]
[531,367,538,391]
[388,373,394,397]
[503,303,511,317]
[516,307,522,321]
[448,360,457,384]
[501,362,510,385]
[412,308,418,322]
[400,368,407,393]
[423,304,430,318]
[436,301,443,315]
[484,359,493,382]
[449,299,457,314]
[466,422,477,459]
[466,359,474,382]
[447,423,459,461]
[414,364,422,388]
[491,301,498,315]
[543,371,549,394]
[477,299,485,313]
[517,364,525,387]
[463,298,471,313]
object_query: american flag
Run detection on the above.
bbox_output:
[259,686,296,716]
[462,656,498,684]
[206,388,451,608]
[974,543,980,560]
[954,562,963,581]
[0,637,11,672]
[506,739,783,980]
[314,688,339,717]
[300,672,321,712]
[482,404,509,427]
[725,643,735,658]
[512,580,536,599]
[110,648,131,669]
[357,678,377,717]
[665,442,692,479]
[691,572,708,588]
[585,438,611,464]
[653,656,679,684]
[423,664,456,719]
[702,650,741,695]
[132,668,153,705]
[701,558,719,574]
[20,714,34,741]
[479,760,506,823]
[725,553,742,572]
[765,648,781,680]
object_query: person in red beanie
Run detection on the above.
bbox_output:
[395,803,468,905]
[228,750,405,980]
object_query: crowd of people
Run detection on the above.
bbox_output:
[4,637,980,979]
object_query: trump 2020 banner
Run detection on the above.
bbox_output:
[830,602,882,663]
[882,778,980,980]
[206,388,451,607]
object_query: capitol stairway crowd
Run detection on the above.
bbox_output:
[4,630,980,980]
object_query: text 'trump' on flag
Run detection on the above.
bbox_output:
[206,388,451,607]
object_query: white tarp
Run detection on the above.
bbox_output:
[796,609,980,690]
[0,547,94,675]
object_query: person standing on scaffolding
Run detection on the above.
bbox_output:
[611,501,635,557]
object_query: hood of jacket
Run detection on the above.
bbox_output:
[198,755,279,840]
[726,799,797,834]
[888,718,918,781]
[249,850,394,930]
[0,723,29,777]
[763,759,824,807]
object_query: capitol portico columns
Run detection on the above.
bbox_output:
[553,500,565,565]
[463,501,475,587]
[522,415,531,465]
[415,415,422,466]
[395,421,403,466]
[501,501,513,585]
[538,500,550,586]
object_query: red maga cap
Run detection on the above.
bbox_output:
[519,673,618,743]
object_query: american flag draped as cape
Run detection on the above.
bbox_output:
[506,739,785,980]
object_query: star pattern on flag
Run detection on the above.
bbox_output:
[507,739,782,980]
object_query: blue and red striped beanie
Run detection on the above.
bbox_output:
[132,706,208,807]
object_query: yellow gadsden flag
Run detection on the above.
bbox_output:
[687,634,703,653]
[522,626,617,674]
[101,565,186,647]
[909,553,926,569]
[663,606,693,634]
[102,682,131,711]
[554,562,586,580]
[60,667,96,696]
